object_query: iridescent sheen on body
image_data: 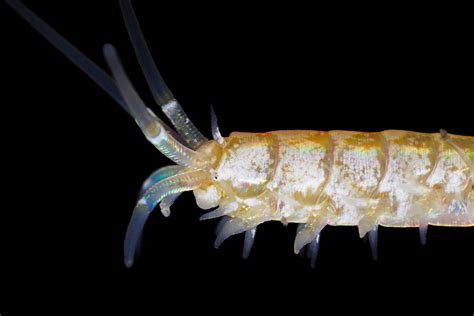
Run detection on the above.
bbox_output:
[8,0,472,267]
[195,130,474,238]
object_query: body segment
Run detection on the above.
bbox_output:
[200,130,474,233]
[8,0,473,267]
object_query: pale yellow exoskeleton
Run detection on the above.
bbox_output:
[8,0,473,268]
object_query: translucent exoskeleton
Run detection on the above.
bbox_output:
[7,0,473,268]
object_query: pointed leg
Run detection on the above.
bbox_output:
[214,218,248,249]
[368,225,378,261]
[200,203,238,221]
[294,220,326,255]
[358,216,375,238]
[296,223,307,257]
[215,216,231,235]
[296,223,305,234]
[419,224,428,246]
[242,227,257,259]
[214,218,264,249]
[308,233,320,268]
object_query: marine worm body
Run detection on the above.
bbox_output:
[7,0,473,268]
[200,130,473,244]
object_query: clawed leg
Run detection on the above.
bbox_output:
[294,219,327,267]
[296,224,307,257]
[419,224,428,246]
[242,228,257,259]
[307,234,321,268]
[199,203,238,221]
[205,201,268,257]
[358,216,379,260]
[214,217,265,249]
[215,216,231,235]
[368,225,378,261]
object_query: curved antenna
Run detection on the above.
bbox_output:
[139,165,183,197]
[5,0,184,142]
[119,0,208,149]
[139,165,184,217]
[125,169,208,268]
[103,44,199,167]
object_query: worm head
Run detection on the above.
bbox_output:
[211,132,277,198]
[193,140,225,210]
[194,132,279,222]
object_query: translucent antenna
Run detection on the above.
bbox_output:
[118,0,173,105]
[139,165,183,197]
[139,165,184,217]
[125,169,208,268]
[5,0,185,142]
[5,0,128,113]
[119,0,208,149]
[103,44,200,167]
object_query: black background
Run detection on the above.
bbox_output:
[2,1,473,314]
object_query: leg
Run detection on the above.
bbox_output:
[242,228,257,259]
[368,225,378,261]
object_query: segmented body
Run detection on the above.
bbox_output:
[8,0,473,267]
[197,130,473,233]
